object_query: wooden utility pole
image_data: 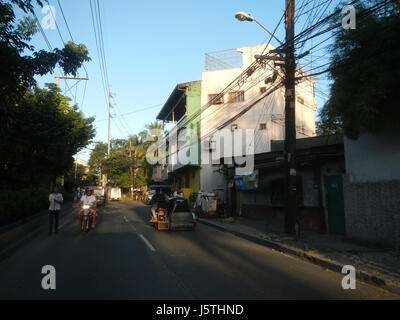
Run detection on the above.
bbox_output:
[108,88,112,157]
[284,0,298,235]
[55,74,88,88]
[129,140,134,200]
[74,155,78,184]
[99,164,102,186]
[55,74,88,189]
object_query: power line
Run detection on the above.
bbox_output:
[44,0,65,44]
[94,103,163,122]
[56,0,89,76]
[89,0,109,112]
[32,10,72,96]
[159,13,286,142]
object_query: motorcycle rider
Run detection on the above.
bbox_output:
[78,188,97,229]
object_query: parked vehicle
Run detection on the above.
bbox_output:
[191,192,217,218]
[145,189,156,204]
[92,186,106,206]
[108,187,121,201]
[81,204,94,233]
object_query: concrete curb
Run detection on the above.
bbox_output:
[198,218,400,295]
[0,202,74,262]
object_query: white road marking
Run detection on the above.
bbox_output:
[139,234,155,251]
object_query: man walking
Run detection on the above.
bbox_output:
[49,186,63,235]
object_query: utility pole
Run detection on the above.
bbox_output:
[284,0,298,236]
[55,74,88,190]
[74,155,78,184]
[129,140,134,200]
[55,74,88,89]
[99,163,103,186]
[108,87,112,157]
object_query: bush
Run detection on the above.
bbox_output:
[0,186,69,228]
[0,185,77,227]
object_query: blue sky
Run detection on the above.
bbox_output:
[18,0,335,161]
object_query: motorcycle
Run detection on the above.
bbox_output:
[150,203,170,231]
[80,204,94,233]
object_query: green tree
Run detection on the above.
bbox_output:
[1,84,95,188]
[65,163,89,188]
[87,123,165,190]
[317,0,400,138]
[0,0,90,126]
[88,142,108,184]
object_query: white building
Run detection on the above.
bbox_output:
[199,43,317,196]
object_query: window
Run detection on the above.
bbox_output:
[260,87,267,94]
[259,123,267,130]
[228,91,245,103]
[209,94,224,105]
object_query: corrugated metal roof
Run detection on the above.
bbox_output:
[271,133,344,152]
[156,80,201,121]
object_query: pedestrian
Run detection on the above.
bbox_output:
[48,185,63,235]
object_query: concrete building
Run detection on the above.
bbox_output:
[156,80,202,194]
[199,44,317,200]
[220,134,345,233]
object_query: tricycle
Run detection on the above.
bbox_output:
[149,197,196,231]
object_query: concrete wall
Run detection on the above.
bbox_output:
[344,128,400,183]
[343,176,400,248]
[343,128,400,248]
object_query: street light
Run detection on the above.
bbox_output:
[236,4,299,237]
[235,11,254,22]
[235,11,284,46]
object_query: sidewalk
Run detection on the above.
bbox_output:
[198,216,400,295]
[0,202,75,262]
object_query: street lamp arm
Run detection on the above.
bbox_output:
[235,11,284,46]
[253,18,284,46]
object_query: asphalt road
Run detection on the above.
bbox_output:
[0,200,398,300]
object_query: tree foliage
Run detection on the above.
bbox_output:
[88,122,166,190]
[0,1,94,225]
[1,84,95,188]
[0,0,90,124]
[317,0,400,139]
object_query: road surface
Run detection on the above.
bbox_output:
[0,200,398,300]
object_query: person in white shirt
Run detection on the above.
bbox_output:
[78,188,97,228]
[49,186,63,235]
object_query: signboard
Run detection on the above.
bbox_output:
[234,170,259,190]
